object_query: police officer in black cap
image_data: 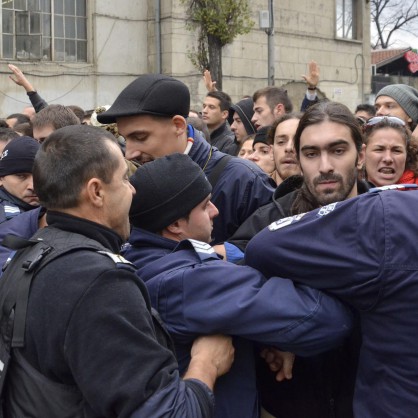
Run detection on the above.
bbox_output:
[97,74,275,245]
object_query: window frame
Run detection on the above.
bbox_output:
[1,0,88,63]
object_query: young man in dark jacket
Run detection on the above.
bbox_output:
[97,74,275,244]
[221,101,369,418]
[123,153,353,418]
[0,125,234,417]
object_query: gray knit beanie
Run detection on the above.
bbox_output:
[376,84,418,124]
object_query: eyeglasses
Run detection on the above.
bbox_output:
[363,116,406,133]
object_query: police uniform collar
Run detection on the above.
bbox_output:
[174,239,220,261]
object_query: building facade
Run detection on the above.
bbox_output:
[0,0,371,115]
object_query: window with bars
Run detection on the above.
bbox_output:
[2,0,87,62]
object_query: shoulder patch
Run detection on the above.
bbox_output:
[188,239,215,254]
[368,184,418,193]
[4,205,20,215]
[317,202,338,217]
[187,239,220,261]
[97,251,135,266]
[268,213,306,231]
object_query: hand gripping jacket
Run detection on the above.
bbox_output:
[0,227,172,418]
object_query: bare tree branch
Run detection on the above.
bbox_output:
[371,0,418,49]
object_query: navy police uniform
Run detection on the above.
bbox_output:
[246,188,418,418]
[124,227,353,418]
[187,125,274,244]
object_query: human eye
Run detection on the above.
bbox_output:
[303,151,317,158]
[333,147,346,155]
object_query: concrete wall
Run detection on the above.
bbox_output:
[0,0,149,116]
[0,0,371,117]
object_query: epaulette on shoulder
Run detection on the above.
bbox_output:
[97,250,136,267]
[186,239,220,261]
[368,184,418,193]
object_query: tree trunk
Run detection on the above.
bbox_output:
[207,34,223,91]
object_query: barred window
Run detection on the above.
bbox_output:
[2,0,87,62]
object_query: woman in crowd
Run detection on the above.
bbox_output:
[363,116,418,186]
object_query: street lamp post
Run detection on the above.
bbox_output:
[260,0,275,86]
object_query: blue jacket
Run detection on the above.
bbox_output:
[246,189,418,418]
[0,188,38,224]
[188,126,274,244]
[124,228,353,418]
[0,206,42,270]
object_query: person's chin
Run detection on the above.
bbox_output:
[25,198,40,206]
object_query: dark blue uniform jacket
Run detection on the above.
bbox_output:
[124,228,353,418]
[246,189,418,418]
[188,126,274,244]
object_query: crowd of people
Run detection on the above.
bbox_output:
[0,61,417,418]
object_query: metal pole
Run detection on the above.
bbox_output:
[155,0,162,73]
[267,0,275,85]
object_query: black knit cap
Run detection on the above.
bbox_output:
[129,153,212,232]
[252,125,272,146]
[228,98,256,135]
[97,74,190,124]
[0,136,40,177]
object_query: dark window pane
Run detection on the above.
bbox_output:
[65,16,75,38]
[30,12,41,33]
[42,36,51,58]
[16,12,29,34]
[3,0,14,10]
[41,0,51,13]
[3,35,13,58]
[42,13,51,36]
[54,37,64,60]
[76,40,86,61]
[54,0,63,14]
[14,0,26,10]
[28,0,39,11]
[16,34,31,58]
[65,39,75,61]
[76,0,85,17]
[76,17,86,39]
[54,14,63,37]
[64,1,75,15]
[2,10,13,33]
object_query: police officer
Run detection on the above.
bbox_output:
[0,136,40,223]
[246,187,418,418]
[97,74,275,244]
[124,153,353,418]
[0,125,234,417]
